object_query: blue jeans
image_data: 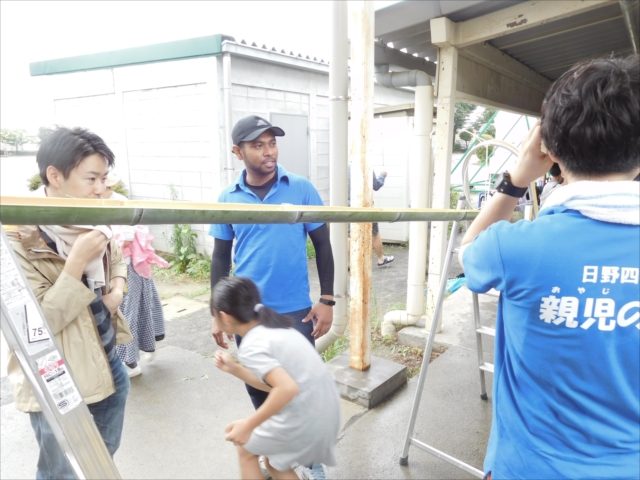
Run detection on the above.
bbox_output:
[29,356,130,480]
[235,307,313,410]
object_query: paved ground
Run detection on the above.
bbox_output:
[1,241,495,480]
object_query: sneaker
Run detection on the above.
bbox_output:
[309,463,325,480]
[140,351,156,363]
[293,464,315,480]
[259,456,272,480]
[124,361,142,378]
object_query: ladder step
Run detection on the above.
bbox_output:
[476,326,496,336]
[479,363,494,373]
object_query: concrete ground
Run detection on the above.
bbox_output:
[1,241,498,479]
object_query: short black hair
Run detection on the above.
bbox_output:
[541,55,640,176]
[37,126,115,186]
[549,163,562,177]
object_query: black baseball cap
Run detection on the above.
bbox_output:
[232,115,285,146]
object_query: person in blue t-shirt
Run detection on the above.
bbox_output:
[459,56,640,479]
[208,116,335,385]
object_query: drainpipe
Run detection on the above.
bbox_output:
[620,0,640,54]
[316,0,349,353]
[222,52,234,185]
[376,69,435,336]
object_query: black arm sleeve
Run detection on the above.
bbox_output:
[308,224,335,296]
[210,238,233,291]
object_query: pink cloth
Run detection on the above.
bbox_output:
[112,225,169,279]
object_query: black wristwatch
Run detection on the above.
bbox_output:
[495,172,528,198]
[319,298,336,306]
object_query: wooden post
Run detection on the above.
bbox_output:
[426,26,459,334]
[348,0,374,371]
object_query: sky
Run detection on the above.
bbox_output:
[0,1,399,132]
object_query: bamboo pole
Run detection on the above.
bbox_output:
[0,197,490,226]
[348,0,374,371]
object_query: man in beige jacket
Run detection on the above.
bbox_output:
[5,126,133,480]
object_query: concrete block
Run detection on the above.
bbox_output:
[326,352,407,408]
[317,142,329,155]
[268,99,286,111]
[232,84,247,97]
[285,101,301,111]
[247,86,267,99]
[160,296,207,320]
[249,98,269,113]
[266,90,285,101]
[180,172,202,187]
[284,92,301,103]
[233,95,249,111]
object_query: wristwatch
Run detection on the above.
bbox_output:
[319,298,336,306]
[495,172,528,198]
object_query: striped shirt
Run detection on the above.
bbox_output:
[40,230,116,361]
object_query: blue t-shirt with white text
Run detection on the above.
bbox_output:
[464,206,640,479]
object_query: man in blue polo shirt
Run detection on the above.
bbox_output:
[459,56,639,479]
[209,114,335,391]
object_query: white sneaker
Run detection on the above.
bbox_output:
[259,456,272,480]
[124,362,142,378]
[140,351,156,363]
[293,464,316,480]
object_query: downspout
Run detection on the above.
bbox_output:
[375,69,435,336]
[620,0,640,54]
[222,52,234,185]
[316,1,349,353]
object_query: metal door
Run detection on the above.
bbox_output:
[270,113,309,178]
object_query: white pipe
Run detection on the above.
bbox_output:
[374,69,432,88]
[317,0,349,353]
[377,70,434,336]
[381,310,422,336]
[222,52,234,185]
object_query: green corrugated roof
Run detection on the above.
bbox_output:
[29,34,234,76]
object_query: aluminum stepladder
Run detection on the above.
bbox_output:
[398,196,485,478]
[0,222,121,479]
[472,289,498,400]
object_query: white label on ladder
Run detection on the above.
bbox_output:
[0,238,31,310]
[1,236,52,354]
[37,351,82,414]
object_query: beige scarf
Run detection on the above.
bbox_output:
[34,186,112,288]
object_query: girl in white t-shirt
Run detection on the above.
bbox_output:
[211,276,340,480]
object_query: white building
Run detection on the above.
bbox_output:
[30,34,417,253]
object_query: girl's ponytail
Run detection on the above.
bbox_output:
[256,304,294,329]
[211,276,293,329]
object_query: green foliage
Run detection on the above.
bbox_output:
[165,184,211,281]
[475,134,496,164]
[459,131,473,149]
[110,181,129,198]
[1,129,36,153]
[27,173,42,191]
[453,102,477,145]
[306,237,316,259]
[453,141,463,152]
[472,108,497,138]
[321,334,349,363]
